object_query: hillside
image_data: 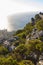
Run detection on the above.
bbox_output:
[14,12,43,65]
[0,12,43,65]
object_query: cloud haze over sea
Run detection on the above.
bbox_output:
[7,12,37,31]
[0,0,43,31]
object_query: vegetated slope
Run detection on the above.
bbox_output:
[14,12,43,65]
[0,12,43,65]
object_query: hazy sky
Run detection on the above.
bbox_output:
[0,0,43,30]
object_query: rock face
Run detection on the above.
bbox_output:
[39,31,43,37]
[26,51,40,65]
[39,13,43,19]
[31,28,39,39]
[26,28,43,41]
[3,36,19,52]
[3,40,10,48]
[38,53,43,65]
[0,29,12,39]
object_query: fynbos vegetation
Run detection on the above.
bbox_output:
[0,12,43,65]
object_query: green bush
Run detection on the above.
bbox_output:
[36,20,43,30]
[19,60,34,65]
[35,14,41,21]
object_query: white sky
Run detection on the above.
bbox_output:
[0,0,43,30]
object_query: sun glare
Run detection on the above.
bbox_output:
[0,16,7,30]
[0,0,43,31]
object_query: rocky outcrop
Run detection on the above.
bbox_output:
[26,28,43,41]
[38,53,43,65]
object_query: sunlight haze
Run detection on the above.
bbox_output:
[0,0,43,31]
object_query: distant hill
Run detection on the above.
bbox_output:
[7,12,38,31]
